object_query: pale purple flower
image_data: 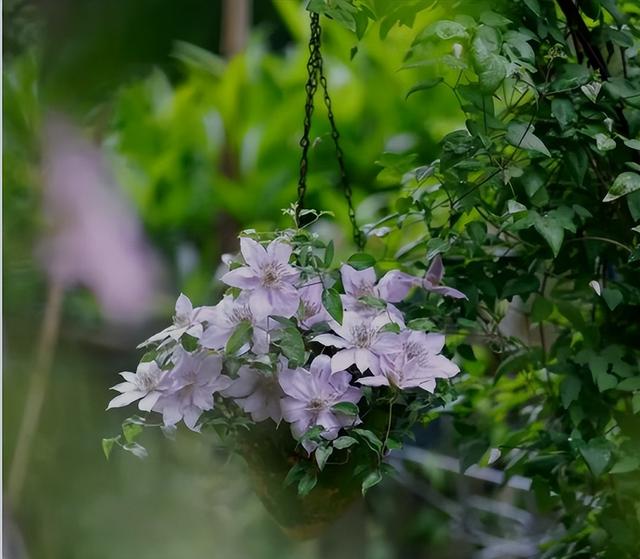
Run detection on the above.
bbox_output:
[339,265,406,319]
[359,331,459,391]
[422,255,467,299]
[280,355,362,453]
[107,360,166,411]
[140,294,215,347]
[297,280,331,329]
[224,366,283,423]
[374,256,466,300]
[154,349,232,431]
[38,112,162,324]
[199,293,274,354]
[313,311,402,374]
[221,237,300,320]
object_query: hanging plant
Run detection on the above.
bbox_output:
[103,11,466,538]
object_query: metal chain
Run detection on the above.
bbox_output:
[296,11,364,249]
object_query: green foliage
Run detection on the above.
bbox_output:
[319,0,640,556]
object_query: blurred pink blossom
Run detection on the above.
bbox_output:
[38,113,162,323]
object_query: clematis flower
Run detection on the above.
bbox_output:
[199,293,275,354]
[221,237,300,320]
[359,330,459,391]
[340,264,402,319]
[107,360,167,411]
[297,280,331,329]
[375,256,467,301]
[313,311,402,373]
[279,355,362,453]
[139,293,216,348]
[422,255,467,299]
[153,349,232,431]
[224,366,283,423]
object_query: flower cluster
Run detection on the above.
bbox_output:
[107,233,463,471]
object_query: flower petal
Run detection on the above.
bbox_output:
[426,255,444,284]
[138,391,162,412]
[221,267,261,289]
[175,293,193,319]
[240,237,268,268]
[357,375,390,387]
[331,349,356,373]
[266,241,292,263]
[313,334,349,348]
[377,270,418,302]
[279,368,312,400]
[340,265,376,297]
[107,391,144,409]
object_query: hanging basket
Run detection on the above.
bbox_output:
[236,422,362,540]
[104,9,465,547]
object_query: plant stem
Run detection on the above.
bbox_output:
[7,281,65,507]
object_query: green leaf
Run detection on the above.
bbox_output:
[406,78,443,99]
[379,322,401,333]
[331,402,359,416]
[333,436,358,449]
[407,318,436,331]
[610,456,640,474]
[122,442,148,459]
[361,470,383,495]
[297,471,317,497]
[531,296,554,322]
[272,326,306,366]
[560,376,581,409]
[551,98,577,129]
[480,11,512,26]
[623,139,640,150]
[315,445,333,471]
[603,172,640,202]
[633,393,640,414]
[416,20,468,42]
[347,252,376,270]
[322,288,343,324]
[523,0,541,15]
[590,355,617,392]
[602,288,623,311]
[579,438,612,477]
[534,213,564,257]
[358,295,387,309]
[324,240,334,268]
[617,377,640,391]
[122,421,143,444]
[353,428,383,452]
[225,320,252,355]
[501,275,540,299]
[459,438,489,472]
[102,437,119,460]
[580,82,602,102]
[506,122,551,157]
[284,462,306,487]
[595,133,616,152]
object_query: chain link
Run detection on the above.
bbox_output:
[296,11,364,249]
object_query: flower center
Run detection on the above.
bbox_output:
[138,367,162,391]
[301,299,320,320]
[404,341,425,361]
[308,398,326,411]
[352,281,375,298]
[227,304,253,325]
[261,261,286,288]
[350,324,375,348]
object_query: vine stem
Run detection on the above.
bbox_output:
[7,281,65,507]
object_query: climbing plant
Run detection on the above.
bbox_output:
[309,0,640,556]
